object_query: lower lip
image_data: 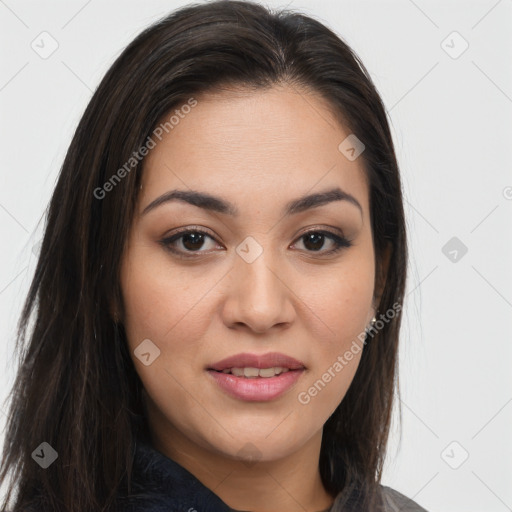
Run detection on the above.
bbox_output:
[207,369,305,402]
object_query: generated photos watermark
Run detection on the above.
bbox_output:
[93,97,198,200]
[297,302,402,405]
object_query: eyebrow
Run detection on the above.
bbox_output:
[141,186,363,217]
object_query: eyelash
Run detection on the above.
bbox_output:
[159,226,353,259]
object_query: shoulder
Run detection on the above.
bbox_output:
[329,482,429,512]
[379,485,429,512]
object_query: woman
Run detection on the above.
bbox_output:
[0,1,427,511]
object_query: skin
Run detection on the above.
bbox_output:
[119,84,386,512]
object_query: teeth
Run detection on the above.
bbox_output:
[244,367,260,378]
[221,367,290,378]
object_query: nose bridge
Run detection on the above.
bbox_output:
[237,241,282,304]
[224,236,293,331]
[238,247,278,297]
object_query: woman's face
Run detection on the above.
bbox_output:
[120,85,378,463]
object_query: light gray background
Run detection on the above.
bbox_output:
[1,1,511,511]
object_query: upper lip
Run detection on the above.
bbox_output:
[208,352,306,371]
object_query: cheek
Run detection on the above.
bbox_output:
[292,246,374,413]
[295,283,367,423]
[120,243,217,352]
[119,245,218,431]
[298,244,375,346]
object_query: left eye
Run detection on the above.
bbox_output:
[160,228,352,258]
[293,231,352,254]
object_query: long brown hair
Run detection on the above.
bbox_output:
[0,1,407,510]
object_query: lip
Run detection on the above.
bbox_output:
[207,368,305,402]
[207,352,306,371]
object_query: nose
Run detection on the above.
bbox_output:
[221,247,295,334]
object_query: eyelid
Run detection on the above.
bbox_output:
[294,224,346,240]
[164,225,217,239]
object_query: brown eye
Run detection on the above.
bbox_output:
[180,232,208,251]
[293,230,352,255]
[160,228,221,257]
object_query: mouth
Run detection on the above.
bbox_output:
[206,367,305,401]
[206,352,306,401]
[209,366,294,378]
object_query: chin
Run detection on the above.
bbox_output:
[208,430,307,463]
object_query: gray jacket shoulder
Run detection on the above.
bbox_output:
[380,485,428,512]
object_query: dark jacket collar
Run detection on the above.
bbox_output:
[117,438,242,511]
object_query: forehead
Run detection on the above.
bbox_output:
[140,85,369,215]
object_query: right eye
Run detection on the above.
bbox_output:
[160,227,223,257]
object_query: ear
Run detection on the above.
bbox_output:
[373,241,392,311]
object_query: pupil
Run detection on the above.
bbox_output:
[183,232,204,251]
[304,233,324,251]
